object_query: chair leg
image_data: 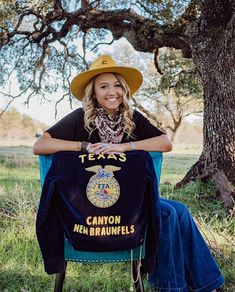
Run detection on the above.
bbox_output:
[54,261,67,292]
[132,260,145,292]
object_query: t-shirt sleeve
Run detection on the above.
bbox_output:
[133,110,165,140]
[46,108,84,141]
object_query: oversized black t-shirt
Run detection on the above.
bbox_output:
[46,108,164,142]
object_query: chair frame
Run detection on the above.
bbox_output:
[54,261,144,292]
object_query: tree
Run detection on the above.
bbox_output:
[0,107,47,140]
[141,48,203,141]
[110,44,203,141]
[0,0,234,207]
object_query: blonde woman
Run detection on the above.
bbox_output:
[34,55,223,292]
[33,73,171,154]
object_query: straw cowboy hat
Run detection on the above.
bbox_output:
[70,55,143,100]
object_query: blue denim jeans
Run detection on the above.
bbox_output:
[148,198,224,292]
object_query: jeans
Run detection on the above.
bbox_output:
[148,198,224,292]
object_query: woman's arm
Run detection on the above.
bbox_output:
[127,134,173,152]
[33,132,82,155]
[33,131,172,155]
[91,134,173,154]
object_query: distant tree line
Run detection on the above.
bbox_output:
[0,108,47,140]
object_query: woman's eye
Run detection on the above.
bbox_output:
[100,84,121,89]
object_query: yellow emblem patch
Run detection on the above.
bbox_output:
[85,165,121,208]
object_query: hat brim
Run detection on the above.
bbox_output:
[70,66,143,100]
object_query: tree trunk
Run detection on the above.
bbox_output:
[176,18,235,208]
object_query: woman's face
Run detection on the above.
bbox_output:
[94,73,123,114]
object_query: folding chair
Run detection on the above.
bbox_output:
[39,152,163,292]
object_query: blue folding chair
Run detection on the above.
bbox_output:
[39,152,163,292]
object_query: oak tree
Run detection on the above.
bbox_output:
[0,0,234,207]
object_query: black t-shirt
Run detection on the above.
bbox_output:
[46,108,164,143]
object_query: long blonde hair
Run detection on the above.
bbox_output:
[82,73,136,137]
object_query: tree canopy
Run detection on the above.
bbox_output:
[0,0,199,107]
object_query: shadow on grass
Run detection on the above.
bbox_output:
[0,269,55,292]
[0,263,138,292]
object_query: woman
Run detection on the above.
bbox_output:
[34,55,224,292]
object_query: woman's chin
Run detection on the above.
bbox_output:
[103,104,120,112]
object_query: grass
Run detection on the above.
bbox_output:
[0,147,234,291]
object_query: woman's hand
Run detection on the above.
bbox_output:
[90,142,129,154]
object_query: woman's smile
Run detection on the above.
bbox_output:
[94,73,123,113]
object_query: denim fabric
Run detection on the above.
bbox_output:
[148,198,224,292]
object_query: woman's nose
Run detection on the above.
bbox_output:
[108,87,117,94]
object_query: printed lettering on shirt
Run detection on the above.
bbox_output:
[73,215,135,236]
[78,153,127,163]
[72,160,137,237]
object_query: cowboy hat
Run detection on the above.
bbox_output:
[70,55,143,100]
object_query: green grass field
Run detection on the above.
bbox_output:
[0,146,234,292]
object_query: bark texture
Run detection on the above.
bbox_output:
[175,1,235,207]
[176,1,235,182]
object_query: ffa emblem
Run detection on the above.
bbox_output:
[85,165,121,208]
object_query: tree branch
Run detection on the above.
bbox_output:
[131,96,163,128]
[91,37,115,52]
[3,40,30,83]
[0,85,37,116]
[74,8,192,56]
[154,48,163,75]
[172,0,200,30]
[1,6,192,58]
